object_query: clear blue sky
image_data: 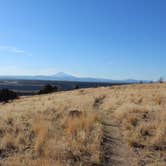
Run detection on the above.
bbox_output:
[0,0,165,80]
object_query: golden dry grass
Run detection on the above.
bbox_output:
[0,83,165,165]
[0,89,102,166]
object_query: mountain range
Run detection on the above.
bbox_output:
[0,72,141,83]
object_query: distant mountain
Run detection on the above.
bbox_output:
[0,72,142,83]
[53,72,74,77]
[52,72,77,81]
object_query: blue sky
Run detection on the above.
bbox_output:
[0,0,165,80]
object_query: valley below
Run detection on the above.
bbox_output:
[0,79,119,95]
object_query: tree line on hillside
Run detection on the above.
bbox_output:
[139,77,164,84]
[38,84,79,94]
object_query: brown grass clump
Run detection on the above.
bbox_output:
[117,104,166,147]
[32,117,50,156]
[66,111,99,135]
[93,95,106,108]
[1,133,16,150]
[64,111,101,165]
[115,103,166,164]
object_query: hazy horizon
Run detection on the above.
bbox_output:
[0,71,155,82]
[0,0,166,80]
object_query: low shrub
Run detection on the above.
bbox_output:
[38,84,58,94]
[0,89,18,103]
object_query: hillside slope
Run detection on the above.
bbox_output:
[0,83,166,166]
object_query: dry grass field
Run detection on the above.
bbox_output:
[0,83,166,166]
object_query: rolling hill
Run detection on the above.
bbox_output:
[0,83,165,165]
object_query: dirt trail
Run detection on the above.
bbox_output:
[101,113,138,166]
